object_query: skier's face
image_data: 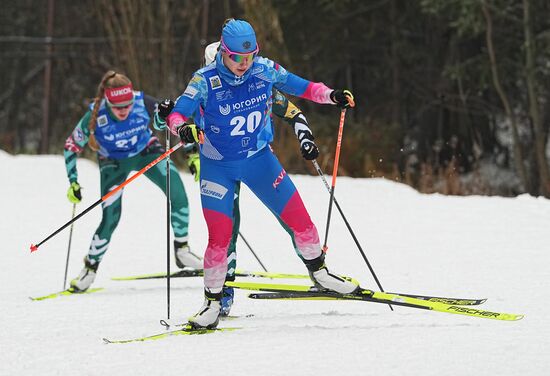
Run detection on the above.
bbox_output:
[110,103,133,121]
[222,51,255,77]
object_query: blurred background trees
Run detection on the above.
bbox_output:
[1,0,550,197]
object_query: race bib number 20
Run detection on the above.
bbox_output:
[229,111,262,136]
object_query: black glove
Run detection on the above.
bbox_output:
[177,124,203,144]
[300,139,319,160]
[157,99,174,121]
[153,99,174,130]
[330,89,355,108]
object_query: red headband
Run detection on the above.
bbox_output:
[105,84,134,107]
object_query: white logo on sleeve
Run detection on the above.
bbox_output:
[73,128,84,142]
[183,86,198,99]
[200,180,228,200]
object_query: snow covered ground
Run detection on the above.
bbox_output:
[1,149,549,376]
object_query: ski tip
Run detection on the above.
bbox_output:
[30,244,38,253]
[102,338,112,344]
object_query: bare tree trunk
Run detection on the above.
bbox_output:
[159,0,172,92]
[481,1,530,192]
[390,0,400,130]
[40,0,55,154]
[523,0,550,196]
[240,0,291,65]
[201,0,210,46]
[98,0,211,96]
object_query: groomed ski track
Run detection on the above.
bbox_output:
[2,150,547,375]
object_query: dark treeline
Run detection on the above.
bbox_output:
[2,0,550,197]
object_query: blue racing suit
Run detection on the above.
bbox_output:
[167,54,336,292]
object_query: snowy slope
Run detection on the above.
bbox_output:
[1,149,549,376]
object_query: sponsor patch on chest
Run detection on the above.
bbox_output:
[97,115,108,127]
[209,75,222,90]
[219,104,231,116]
[215,89,233,102]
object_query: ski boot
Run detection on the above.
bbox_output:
[305,253,359,294]
[70,257,99,292]
[188,289,222,329]
[174,240,203,269]
[220,286,234,317]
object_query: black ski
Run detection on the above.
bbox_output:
[112,269,311,281]
[249,290,485,306]
[226,281,522,321]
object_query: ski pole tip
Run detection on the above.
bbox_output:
[30,244,38,253]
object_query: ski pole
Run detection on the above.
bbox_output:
[165,129,172,320]
[238,232,268,272]
[322,108,348,252]
[312,159,392,310]
[62,203,77,290]
[30,141,185,253]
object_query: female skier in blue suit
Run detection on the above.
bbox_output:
[65,71,202,292]
[162,20,356,329]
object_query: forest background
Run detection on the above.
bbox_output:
[2,0,550,197]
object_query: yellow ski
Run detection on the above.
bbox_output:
[29,287,104,301]
[226,281,523,322]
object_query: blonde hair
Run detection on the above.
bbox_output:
[87,70,132,151]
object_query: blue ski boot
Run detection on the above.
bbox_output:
[220,286,234,317]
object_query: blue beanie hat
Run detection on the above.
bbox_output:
[221,20,257,53]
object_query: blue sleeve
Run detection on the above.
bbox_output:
[172,73,208,126]
[255,57,309,96]
[256,56,333,104]
[275,72,311,97]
